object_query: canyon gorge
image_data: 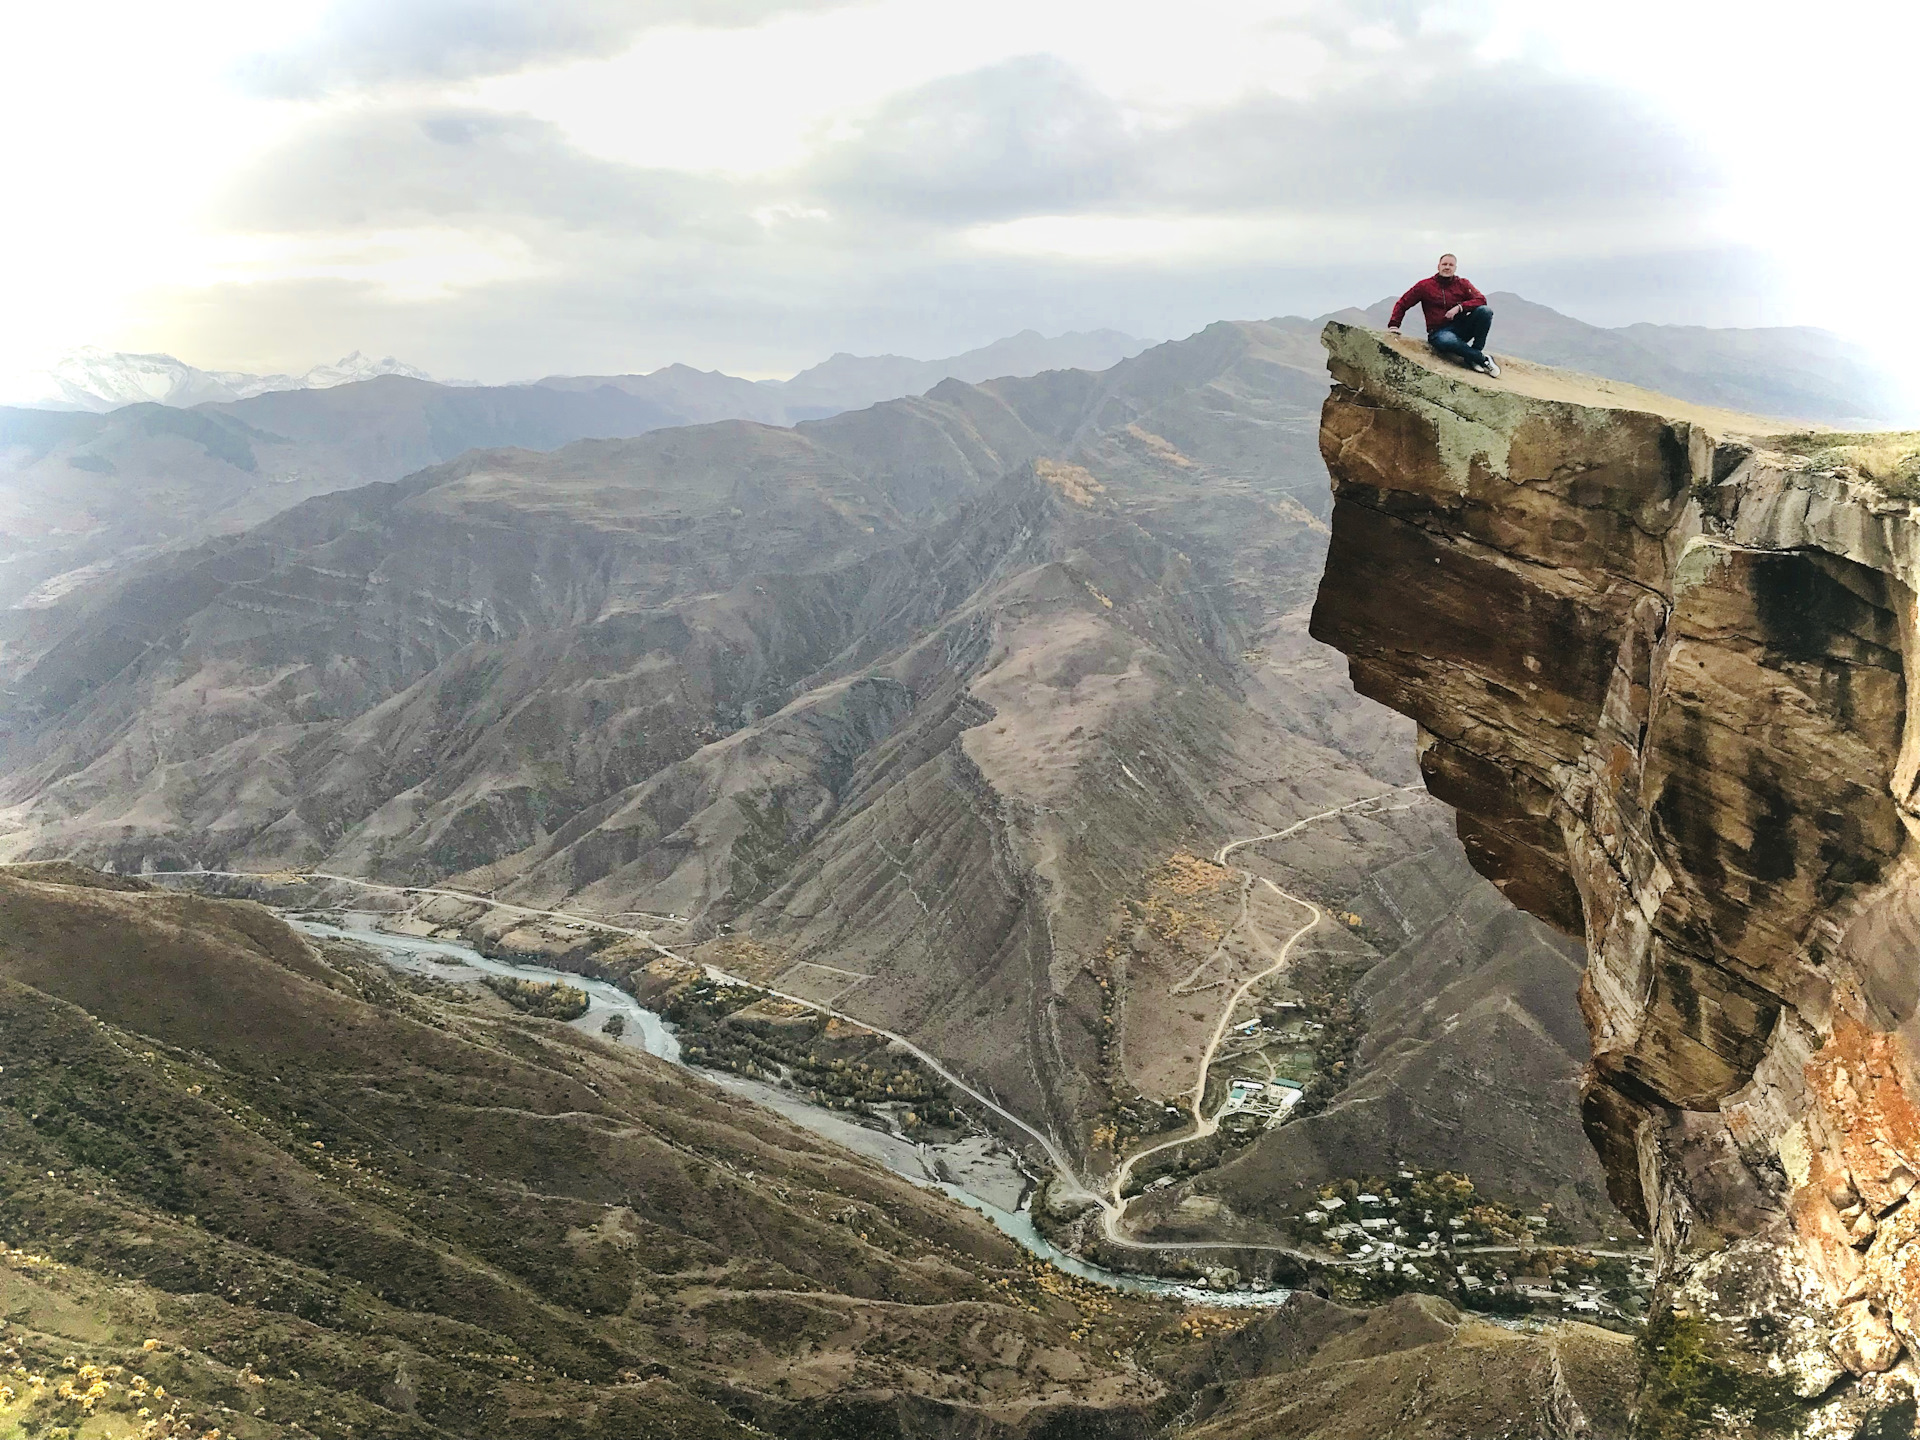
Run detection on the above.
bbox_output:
[8,308,1919,1435]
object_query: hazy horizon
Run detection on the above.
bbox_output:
[12,287,1915,424]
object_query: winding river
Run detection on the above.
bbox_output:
[293,912,1293,1309]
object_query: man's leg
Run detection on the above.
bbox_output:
[1428,325,1482,367]
[1456,305,1493,351]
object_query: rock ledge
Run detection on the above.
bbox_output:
[1311,321,1920,1430]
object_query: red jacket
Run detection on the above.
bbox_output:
[1389,275,1488,332]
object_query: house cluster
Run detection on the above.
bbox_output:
[1220,1075,1304,1124]
[1304,1193,1448,1270]
[1299,1190,1650,1318]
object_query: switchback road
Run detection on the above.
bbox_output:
[150,789,1435,1263]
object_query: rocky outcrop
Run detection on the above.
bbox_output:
[1310,321,1920,1429]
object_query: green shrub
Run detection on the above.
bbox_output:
[1633,1311,1802,1439]
[479,975,590,1021]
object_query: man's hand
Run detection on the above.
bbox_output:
[1445,304,1463,320]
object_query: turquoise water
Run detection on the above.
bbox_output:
[293,914,680,1061]
[295,913,1293,1308]
[934,1186,1292,1307]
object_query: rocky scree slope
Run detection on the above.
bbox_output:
[0,320,1606,1232]
[1310,320,1920,1432]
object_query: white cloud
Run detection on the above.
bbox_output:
[0,0,1911,383]
[0,2,310,369]
[966,215,1252,262]
[193,227,546,301]
[237,0,873,96]
[1479,0,1920,330]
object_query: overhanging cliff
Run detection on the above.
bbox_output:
[1310,320,1920,1429]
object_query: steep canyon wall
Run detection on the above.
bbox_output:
[1309,321,1920,1427]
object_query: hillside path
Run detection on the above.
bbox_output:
[1099,876,1319,1249]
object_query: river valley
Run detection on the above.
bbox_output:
[145,783,1652,1325]
[290,909,1300,1308]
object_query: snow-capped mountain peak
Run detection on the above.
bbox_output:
[1,349,437,412]
[298,352,433,389]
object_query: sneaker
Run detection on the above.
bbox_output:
[1480,357,1501,378]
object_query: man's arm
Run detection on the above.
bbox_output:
[1440,281,1488,321]
[1387,281,1426,332]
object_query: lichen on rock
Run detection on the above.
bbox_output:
[1309,321,1920,1433]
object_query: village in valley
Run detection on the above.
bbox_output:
[1282,1171,1656,1323]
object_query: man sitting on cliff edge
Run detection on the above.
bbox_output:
[1387,254,1501,378]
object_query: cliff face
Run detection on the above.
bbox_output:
[1310,321,1920,1427]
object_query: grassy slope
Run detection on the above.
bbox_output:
[0,864,1167,1439]
[0,866,1638,1439]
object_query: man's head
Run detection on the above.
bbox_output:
[1436,254,1458,277]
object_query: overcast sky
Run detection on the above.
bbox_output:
[2,0,1914,386]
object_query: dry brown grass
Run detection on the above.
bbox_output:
[1035,458,1106,506]
[1773,429,1920,498]
[694,934,786,984]
[1125,425,1197,470]
[1157,851,1229,899]
[0,865,1171,1437]
[1146,852,1231,944]
[1091,851,1250,1110]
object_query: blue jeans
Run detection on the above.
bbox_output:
[1430,305,1493,367]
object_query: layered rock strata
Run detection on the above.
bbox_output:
[1310,321,1920,1427]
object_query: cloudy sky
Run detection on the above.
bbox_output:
[3,0,1914,385]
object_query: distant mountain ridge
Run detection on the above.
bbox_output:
[22,303,1899,428]
[536,327,1156,424]
[773,327,1155,413]
[0,299,1895,630]
[14,329,1153,420]
[11,347,438,412]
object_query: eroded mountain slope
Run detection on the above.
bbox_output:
[0,321,1604,1235]
[1124,826,1615,1244]
[0,864,1166,1438]
[0,383,706,620]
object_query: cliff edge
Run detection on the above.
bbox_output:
[1310,320,1920,1432]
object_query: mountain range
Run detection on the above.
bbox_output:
[7,328,1155,419]
[0,311,1623,1246]
[21,301,1903,431]
[0,299,1898,1238]
[0,298,1894,1435]
[772,327,1156,413]
[0,297,1891,633]
[0,864,1632,1439]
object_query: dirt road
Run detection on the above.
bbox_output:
[150,789,1417,1254]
